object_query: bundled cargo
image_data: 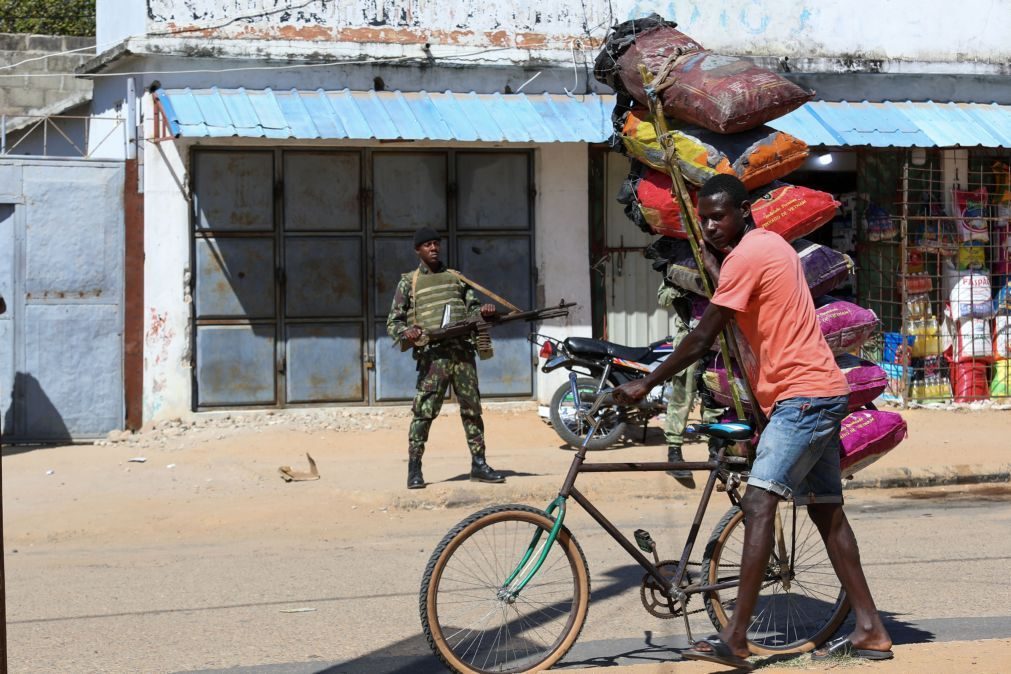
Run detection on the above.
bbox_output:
[595,18,814,133]
[705,354,887,413]
[839,410,908,477]
[645,235,851,301]
[815,300,879,356]
[631,172,838,242]
[618,108,809,189]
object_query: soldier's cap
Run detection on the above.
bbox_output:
[414,226,441,248]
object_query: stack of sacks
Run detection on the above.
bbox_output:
[943,272,993,401]
[597,14,906,474]
[994,284,1011,396]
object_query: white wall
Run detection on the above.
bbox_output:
[137,0,1011,65]
[96,0,147,49]
[533,143,593,404]
[141,92,193,423]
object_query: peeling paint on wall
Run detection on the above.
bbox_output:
[142,0,1011,63]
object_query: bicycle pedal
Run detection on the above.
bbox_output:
[633,529,656,554]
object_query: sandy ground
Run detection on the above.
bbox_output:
[3,405,1010,550]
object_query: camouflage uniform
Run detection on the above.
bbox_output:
[658,281,722,447]
[387,263,486,460]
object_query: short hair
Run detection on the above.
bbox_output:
[699,174,749,207]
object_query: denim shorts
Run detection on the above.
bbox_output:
[747,395,849,505]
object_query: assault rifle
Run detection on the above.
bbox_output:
[400,301,577,351]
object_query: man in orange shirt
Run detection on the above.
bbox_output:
[615,175,892,669]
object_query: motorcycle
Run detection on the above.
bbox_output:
[530,333,679,450]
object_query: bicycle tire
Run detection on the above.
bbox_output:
[420,504,591,673]
[701,504,850,655]
[549,377,627,450]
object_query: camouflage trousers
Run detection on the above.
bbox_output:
[408,352,485,459]
[664,359,722,446]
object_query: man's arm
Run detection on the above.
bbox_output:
[386,275,419,346]
[463,283,497,318]
[614,302,735,404]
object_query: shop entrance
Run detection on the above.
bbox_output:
[190,148,535,409]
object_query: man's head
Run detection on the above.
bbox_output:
[414,226,442,269]
[697,174,752,251]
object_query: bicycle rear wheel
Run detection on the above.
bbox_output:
[420,504,590,673]
[702,504,850,655]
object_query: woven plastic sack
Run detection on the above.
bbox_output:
[793,239,853,298]
[593,14,678,92]
[637,168,695,238]
[949,273,993,320]
[751,183,840,241]
[996,314,1010,359]
[839,410,907,477]
[614,162,654,235]
[619,109,808,189]
[816,301,879,356]
[613,24,814,133]
[835,354,888,409]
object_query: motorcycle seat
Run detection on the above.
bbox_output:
[565,337,651,363]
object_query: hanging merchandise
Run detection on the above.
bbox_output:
[993,162,1011,279]
[957,242,986,271]
[864,203,897,241]
[952,187,989,242]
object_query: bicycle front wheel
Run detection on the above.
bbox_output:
[420,504,590,673]
[702,504,850,655]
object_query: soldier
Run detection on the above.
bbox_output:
[387,227,506,489]
[657,279,721,487]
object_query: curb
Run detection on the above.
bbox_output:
[338,463,1011,511]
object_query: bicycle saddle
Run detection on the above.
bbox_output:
[687,421,755,441]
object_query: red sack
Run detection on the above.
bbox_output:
[750,183,840,241]
[615,25,813,133]
[636,168,696,238]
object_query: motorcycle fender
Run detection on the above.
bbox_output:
[541,355,573,373]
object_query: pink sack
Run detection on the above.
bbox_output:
[835,355,888,409]
[816,301,879,355]
[839,410,908,477]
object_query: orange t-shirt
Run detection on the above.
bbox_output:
[710,229,849,413]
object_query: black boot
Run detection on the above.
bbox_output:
[407,456,425,489]
[666,445,695,488]
[470,455,506,483]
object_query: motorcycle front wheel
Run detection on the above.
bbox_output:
[548,377,627,450]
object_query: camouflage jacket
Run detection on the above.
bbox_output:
[387,262,482,357]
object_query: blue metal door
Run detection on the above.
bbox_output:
[0,159,125,441]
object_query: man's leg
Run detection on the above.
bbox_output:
[663,364,695,485]
[808,503,892,652]
[716,486,781,658]
[407,357,451,488]
[451,355,504,483]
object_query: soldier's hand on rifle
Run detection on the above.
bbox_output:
[479,303,497,318]
[403,325,423,345]
[613,379,650,405]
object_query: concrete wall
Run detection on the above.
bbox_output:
[0,33,94,117]
[137,0,1011,67]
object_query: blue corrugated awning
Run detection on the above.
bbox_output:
[766,101,1011,148]
[154,88,1011,148]
[154,87,614,143]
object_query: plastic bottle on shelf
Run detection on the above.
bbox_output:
[911,377,926,401]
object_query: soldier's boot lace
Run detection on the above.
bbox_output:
[407,456,426,489]
[470,455,506,483]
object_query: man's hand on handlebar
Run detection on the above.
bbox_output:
[613,379,651,405]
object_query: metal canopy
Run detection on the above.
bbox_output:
[153,87,613,143]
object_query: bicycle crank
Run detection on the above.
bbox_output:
[640,561,703,619]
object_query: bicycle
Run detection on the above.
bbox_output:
[419,373,850,673]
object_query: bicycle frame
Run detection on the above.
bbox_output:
[503,374,784,643]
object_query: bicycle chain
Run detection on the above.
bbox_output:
[640,561,710,620]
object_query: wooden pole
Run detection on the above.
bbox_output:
[637,65,765,429]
